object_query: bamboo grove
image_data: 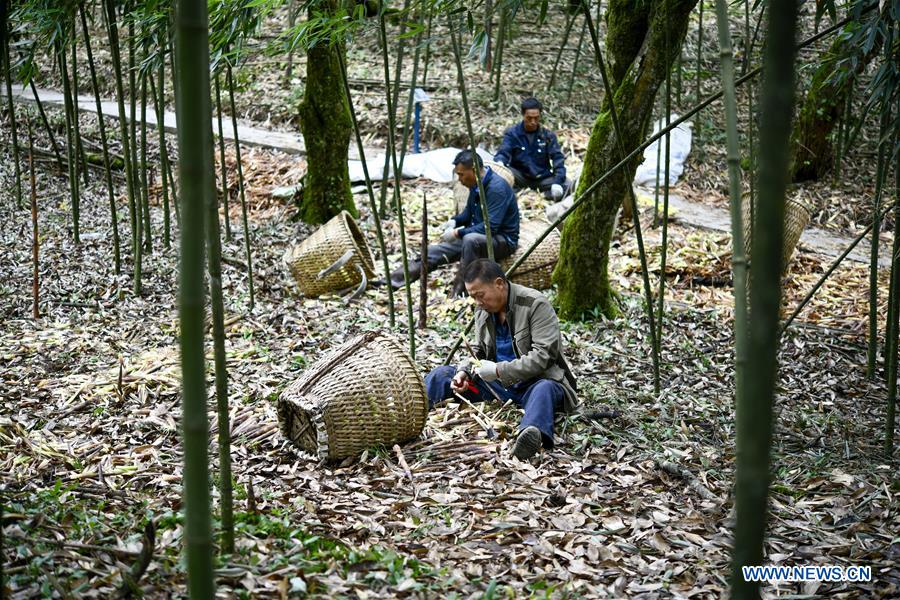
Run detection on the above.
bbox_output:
[1,0,897,596]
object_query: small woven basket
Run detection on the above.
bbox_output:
[283,211,376,297]
[453,162,516,214]
[277,332,429,460]
[500,220,561,289]
[741,193,811,273]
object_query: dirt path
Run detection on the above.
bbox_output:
[655,191,891,268]
[5,83,370,159]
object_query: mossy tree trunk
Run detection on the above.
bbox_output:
[553,0,697,319]
[789,6,884,182]
[297,0,356,224]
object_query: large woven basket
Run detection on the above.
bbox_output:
[741,193,810,273]
[283,211,376,297]
[277,332,428,460]
[453,161,516,213]
[500,220,561,289]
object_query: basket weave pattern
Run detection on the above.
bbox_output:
[500,220,561,290]
[277,332,428,460]
[283,211,376,297]
[741,195,810,273]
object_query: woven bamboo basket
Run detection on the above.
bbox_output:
[283,211,376,297]
[277,332,429,460]
[500,220,561,289]
[453,162,516,213]
[741,193,811,273]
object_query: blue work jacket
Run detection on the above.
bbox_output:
[493,122,567,185]
[452,168,520,247]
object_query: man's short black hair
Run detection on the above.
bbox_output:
[521,97,543,113]
[452,149,483,170]
[463,259,508,285]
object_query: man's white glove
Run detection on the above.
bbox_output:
[441,227,458,243]
[550,183,564,200]
[476,360,499,382]
[442,218,456,230]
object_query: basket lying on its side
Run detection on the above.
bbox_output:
[741,193,811,273]
[277,332,429,460]
[283,210,376,297]
[500,220,561,290]
[453,161,517,214]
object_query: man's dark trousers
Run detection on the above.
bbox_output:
[425,365,564,447]
[506,166,573,199]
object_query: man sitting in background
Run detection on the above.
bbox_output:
[388,150,519,297]
[493,97,572,201]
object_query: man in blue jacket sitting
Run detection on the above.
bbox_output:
[388,150,519,297]
[493,97,572,200]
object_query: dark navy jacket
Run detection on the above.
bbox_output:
[494,122,566,185]
[452,168,520,247]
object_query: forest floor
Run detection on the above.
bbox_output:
[2,3,899,599]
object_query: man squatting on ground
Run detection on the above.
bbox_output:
[493,97,573,201]
[425,259,578,459]
[389,150,520,297]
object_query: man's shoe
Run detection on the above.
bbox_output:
[511,426,543,460]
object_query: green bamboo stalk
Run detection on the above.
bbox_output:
[148,57,171,248]
[128,7,139,226]
[174,0,216,593]
[397,23,424,186]
[653,95,662,226]
[714,0,749,413]
[483,0,493,72]
[448,16,494,262]
[379,8,416,356]
[205,123,234,556]
[133,70,145,295]
[285,0,297,82]
[492,7,506,102]
[139,67,152,254]
[27,112,39,319]
[886,141,899,456]
[866,96,892,379]
[337,52,395,327]
[744,0,755,207]
[675,51,683,108]
[225,64,255,309]
[695,0,703,160]
[838,77,855,171]
[377,0,411,217]
[59,41,80,243]
[29,80,65,170]
[731,0,799,596]
[421,6,434,86]
[70,33,89,186]
[656,0,674,360]
[580,0,660,394]
[565,17,587,101]
[0,0,20,210]
[104,0,138,270]
[80,0,121,273]
[549,12,577,90]
[214,72,232,241]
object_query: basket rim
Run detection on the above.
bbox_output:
[336,210,377,278]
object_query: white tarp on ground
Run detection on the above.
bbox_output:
[633,115,693,187]
[348,147,494,184]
